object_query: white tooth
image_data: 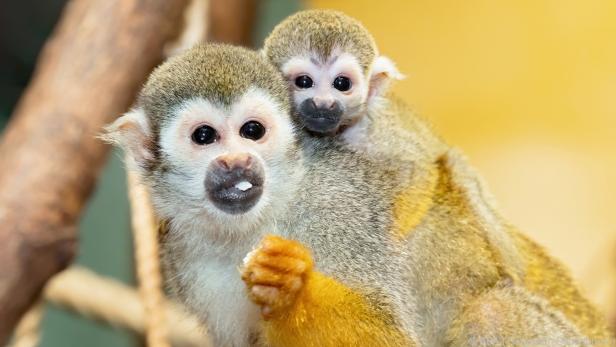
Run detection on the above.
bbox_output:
[235,181,252,191]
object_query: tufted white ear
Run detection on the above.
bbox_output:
[367,55,405,105]
[102,108,154,170]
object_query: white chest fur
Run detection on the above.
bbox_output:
[167,230,263,347]
[185,257,260,346]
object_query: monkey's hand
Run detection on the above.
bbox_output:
[241,234,313,320]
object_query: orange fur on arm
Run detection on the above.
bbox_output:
[264,270,411,347]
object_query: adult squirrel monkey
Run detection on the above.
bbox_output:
[106,44,418,346]
[261,9,613,346]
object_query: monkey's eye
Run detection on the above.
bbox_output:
[294,75,313,89]
[333,76,352,92]
[191,125,218,145]
[240,121,266,141]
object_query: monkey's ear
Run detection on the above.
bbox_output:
[102,108,154,170]
[367,56,405,104]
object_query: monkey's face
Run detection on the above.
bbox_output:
[107,44,298,237]
[155,88,296,222]
[281,50,369,135]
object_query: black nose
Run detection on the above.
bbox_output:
[205,154,264,215]
[298,98,344,134]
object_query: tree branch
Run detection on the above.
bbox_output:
[0,0,188,342]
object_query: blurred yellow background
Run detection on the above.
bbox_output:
[311,0,616,311]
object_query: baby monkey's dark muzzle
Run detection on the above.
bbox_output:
[205,154,264,215]
[298,98,344,135]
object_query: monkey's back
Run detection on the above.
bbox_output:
[407,149,612,343]
[512,230,613,340]
[354,97,612,342]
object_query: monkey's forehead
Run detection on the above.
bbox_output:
[138,44,290,126]
[264,9,377,73]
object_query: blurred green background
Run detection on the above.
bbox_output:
[0,1,301,346]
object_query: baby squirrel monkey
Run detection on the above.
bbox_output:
[262,9,613,346]
[106,44,422,346]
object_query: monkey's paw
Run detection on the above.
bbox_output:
[241,234,313,320]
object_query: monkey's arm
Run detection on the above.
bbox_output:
[242,235,413,347]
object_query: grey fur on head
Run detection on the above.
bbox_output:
[140,43,291,135]
[263,9,378,74]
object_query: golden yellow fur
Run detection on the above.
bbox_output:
[266,272,410,347]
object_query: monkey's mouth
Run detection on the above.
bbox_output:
[206,171,264,215]
[302,116,341,135]
[298,99,344,135]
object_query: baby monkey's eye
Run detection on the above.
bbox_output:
[333,76,352,92]
[240,121,266,141]
[294,75,313,89]
[191,125,218,145]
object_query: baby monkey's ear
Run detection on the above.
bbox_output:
[368,55,405,105]
[102,108,155,171]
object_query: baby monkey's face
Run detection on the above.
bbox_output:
[159,88,296,219]
[281,49,369,135]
